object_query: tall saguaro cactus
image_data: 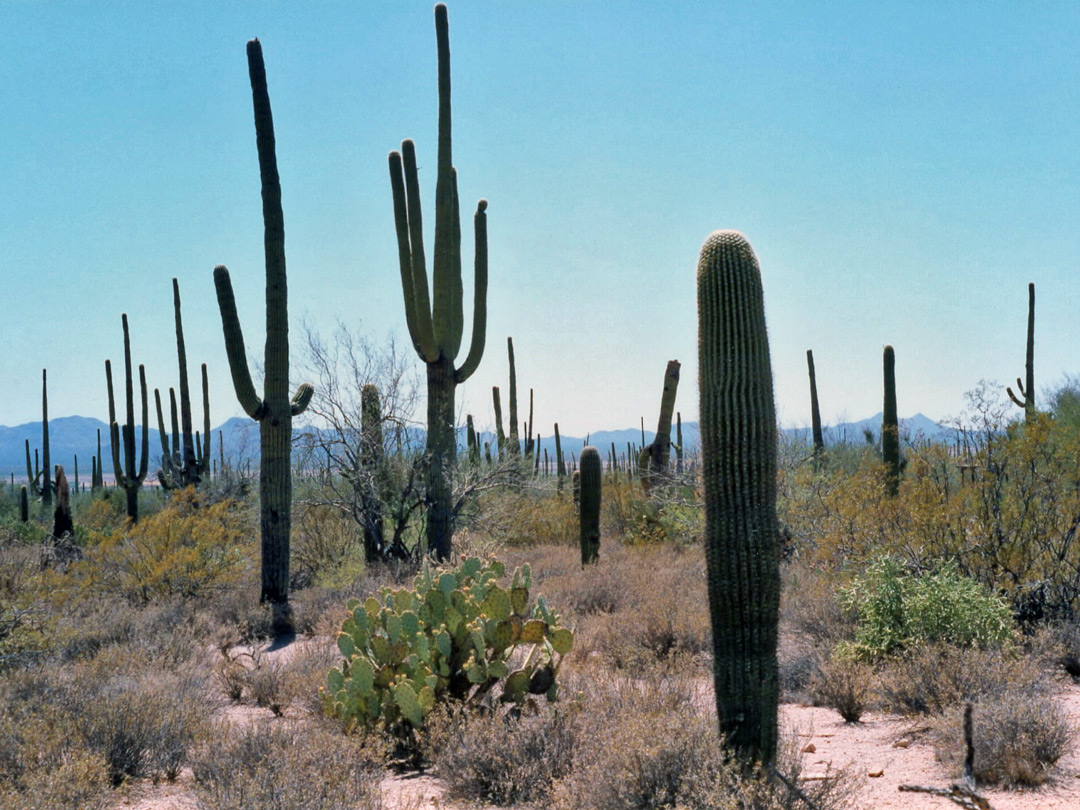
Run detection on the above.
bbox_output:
[388,4,488,560]
[806,349,824,463]
[360,383,386,562]
[647,359,681,481]
[105,314,149,521]
[882,345,900,497]
[579,445,601,565]
[697,230,780,764]
[507,337,520,456]
[1007,282,1036,422]
[214,38,313,625]
[41,369,52,508]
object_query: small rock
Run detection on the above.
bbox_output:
[868,769,884,778]
[893,738,911,748]
[802,743,816,754]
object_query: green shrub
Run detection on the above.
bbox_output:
[324,557,573,738]
[838,557,1014,660]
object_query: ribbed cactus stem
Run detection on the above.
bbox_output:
[697,230,779,764]
[554,423,566,480]
[41,369,51,507]
[19,485,28,522]
[1006,282,1035,421]
[579,445,601,565]
[24,440,39,498]
[387,4,487,560]
[807,349,824,462]
[648,360,681,481]
[171,278,199,482]
[492,386,506,454]
[882,345,900,497]
[360,383,385,562]
[213,39,313,627]
[106,314,149,520]
[507,337,520,456]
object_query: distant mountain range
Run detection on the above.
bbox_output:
[0,411,958,481]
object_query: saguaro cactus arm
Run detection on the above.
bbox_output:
[214,266,267,420]
[389,143,438,362]
[1006,283,1035,418]
[453,199,488,383]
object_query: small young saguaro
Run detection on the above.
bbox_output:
[697,230,780,764]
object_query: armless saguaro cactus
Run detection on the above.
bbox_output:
[492,387,506,454]
[806,349,824,463]
[507,337,520,456]
[214,39,313,627]
[697,230,779,764]
[105,314,149,521]
[389,4,488,560]
[1006,283,1036,422]
[360,383,385,562]
[40,370,51,508]
[882,345,900,497]
[578,445,601,565]
[647,360,681,481]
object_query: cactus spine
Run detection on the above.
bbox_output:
[882,345,900,497]
[647,360,681,482]
[389,4,488,560]
[1006,282,1036,421]
[579,445,601,565]
[361,383,385,562]
[106,314,150,521]
[213,39,314,625]
[697,230,779,764]
[806,349,824,462]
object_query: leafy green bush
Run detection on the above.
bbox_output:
[325,557,573,737]
[838,557,1014,660]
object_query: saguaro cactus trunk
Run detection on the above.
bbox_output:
[214,39,313,630]
[578,446,601,565]
[388,4,488,560]
[1007,282,1036,422]
[882,345,900,497]
[647,359,681,482]
[697,230,780,764]
[41,370,51,508]
[806,349,824,463]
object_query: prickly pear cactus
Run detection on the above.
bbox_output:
[697,230,779,764]
[325,557,572,737]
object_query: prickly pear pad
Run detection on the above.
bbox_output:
[324,556,572,735]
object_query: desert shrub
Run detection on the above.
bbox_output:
[69,488,253,603]
[932,693,1073,786]
[429,701,579,805]
[810,657,874,722]
[291,503,367,590]
[877,643,1044,715]
[838,557,1014,660]
[246,655,290,716]
[468,483,580,547]
[603,476,703,547]
[68,661,214,783]
[191,722,382,810]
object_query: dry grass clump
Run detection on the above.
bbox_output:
[505,543,711,669]
[932,694,1073,787]
[427,662,855,810]
[877,643,1043,716]
[191,721,383,810]
[810,657,874,723]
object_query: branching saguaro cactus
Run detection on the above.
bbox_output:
[1007,282,1036,422]
[389,4,488,560]
[647,360,681,482]
[882,345,900,497]
[806,349,824,463]
[214,38,314,625]
[697,230,779,764]
[157,279,211,489]
[579,445,601,565]
[106,314,149,521]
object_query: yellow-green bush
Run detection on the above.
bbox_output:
[66,487,254,603]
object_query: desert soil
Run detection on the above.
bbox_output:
[107,638,1080,810]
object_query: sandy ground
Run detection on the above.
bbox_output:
[107,637,1080,810]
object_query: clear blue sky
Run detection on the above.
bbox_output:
[2,1,1078,437]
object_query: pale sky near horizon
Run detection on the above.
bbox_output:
[2,1,1078,437]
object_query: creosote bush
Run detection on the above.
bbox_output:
[810,657,873,723]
